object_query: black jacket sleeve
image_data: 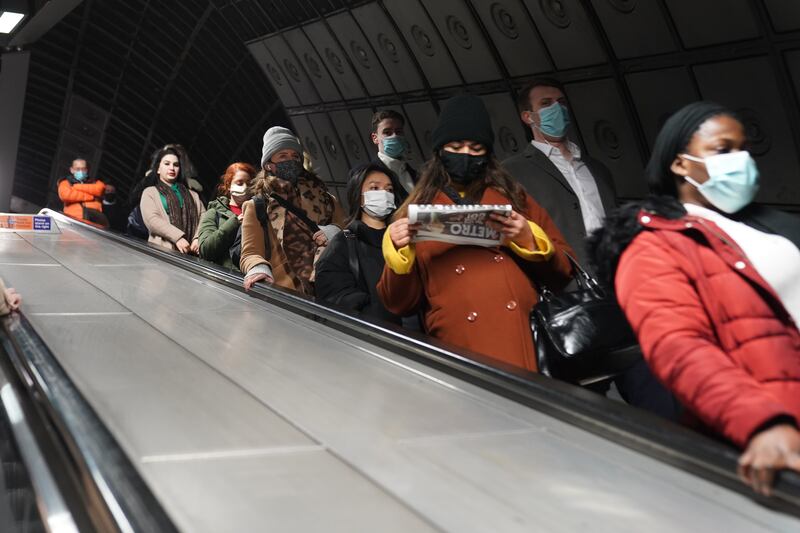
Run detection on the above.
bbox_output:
[314,232,370,311]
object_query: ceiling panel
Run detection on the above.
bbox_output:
[763,0,800,33]
[302,21,366,101]
[382,0,463,88]
[351,3,426,93]
[403,100,439,157]
[421,0,502,83]
[697,56,800,204]
[329,110,372,167]
[565,78,646,198]
[589,0,675,58]
[306,113,352,183]
[283,28,342,103]
[664,0,760,48]
[481,93,528,161]
[470,0,552,76]
[626,68,699,149]
[520,0,606,69]
[349,107,379,159]
[264,35,321,106]
[247,40,300,108]
[291,114,332,182]
[327,12,394,96]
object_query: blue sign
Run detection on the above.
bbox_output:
[33,216,52,231]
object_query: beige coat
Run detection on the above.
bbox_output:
[239,191,345,294]
[140,186,205,250]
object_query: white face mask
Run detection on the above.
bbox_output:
[362,190,395,219]
[229,183,251,203]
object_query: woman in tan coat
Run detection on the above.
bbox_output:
[240,127,345,295]
[140,146,206,253]
[378,95,574,371]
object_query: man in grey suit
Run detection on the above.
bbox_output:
[503,78,617,267]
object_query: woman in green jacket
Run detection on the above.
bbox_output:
[198,162,256,270]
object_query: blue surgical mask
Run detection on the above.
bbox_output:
[535,102,570,139]
[382,135,409,159]
[74,170,88,182]
[682,151,760,214]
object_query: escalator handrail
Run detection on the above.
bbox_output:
[1,309,179,532]
[37,209,800,516]
[0,343,80,533]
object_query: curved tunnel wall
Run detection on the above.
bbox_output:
[251,0,800,209]
[10,0,800,212]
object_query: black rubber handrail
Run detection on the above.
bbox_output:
[1,306,179,532]
[39,210,800,517]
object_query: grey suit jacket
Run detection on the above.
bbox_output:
[502,143,617,268]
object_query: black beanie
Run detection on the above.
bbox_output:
[431,94,495,152]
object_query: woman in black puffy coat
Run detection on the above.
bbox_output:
[315,163,404,324]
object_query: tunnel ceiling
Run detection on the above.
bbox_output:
[12,0,800,210]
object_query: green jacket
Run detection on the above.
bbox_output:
[198,196,240,270]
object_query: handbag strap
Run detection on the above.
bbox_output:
[269,192,321,234]
[342,229,360,284]
[535,252,603,300]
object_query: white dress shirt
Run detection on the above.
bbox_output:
[377,151,414,194]
[685,203,800,325]
[532,140,606,234]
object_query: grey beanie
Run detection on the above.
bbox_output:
[260,126,302,169]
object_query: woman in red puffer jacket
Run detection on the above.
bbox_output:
[589,102,800,496]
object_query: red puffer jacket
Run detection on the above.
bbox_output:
[615,210,800,447]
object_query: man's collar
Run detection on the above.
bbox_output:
[377,151,406,171]
[531,139,581,160]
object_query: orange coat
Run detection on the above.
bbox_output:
[378,188,574,372]
[58,178,105,221]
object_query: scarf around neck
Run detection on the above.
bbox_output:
[156,180,199,242]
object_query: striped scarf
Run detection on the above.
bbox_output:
[156,180,199,241]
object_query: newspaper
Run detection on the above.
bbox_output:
[408,204,512,246]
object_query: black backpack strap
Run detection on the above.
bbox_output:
[342,229,360,284]
[252,195,271,260]
[269,193,321,234]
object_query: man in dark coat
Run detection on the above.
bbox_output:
[370,109,418,201]
[503,78,617,267]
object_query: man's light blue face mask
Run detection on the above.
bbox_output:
[533,102,570,139]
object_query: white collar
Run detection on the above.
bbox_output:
[683,202,731,221]
[532,139,581,160]
[377,151,406,172]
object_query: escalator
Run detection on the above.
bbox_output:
[0,209,798,532]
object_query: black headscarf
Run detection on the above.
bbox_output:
[645,101,735,197]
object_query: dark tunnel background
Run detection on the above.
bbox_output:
[10,0,800,212]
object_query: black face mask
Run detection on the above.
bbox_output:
[273,159,305,185]
[440,151,489,184]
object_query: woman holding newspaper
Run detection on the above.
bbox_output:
[378,95,574,371]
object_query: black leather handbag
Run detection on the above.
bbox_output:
[530,255,642,385]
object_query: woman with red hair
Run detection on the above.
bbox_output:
[198,162,256,270]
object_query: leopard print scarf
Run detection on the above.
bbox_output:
[267,176,335,293]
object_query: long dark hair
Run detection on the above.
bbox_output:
[128,146,187,207]
[148,146,186,185]
[393,152,527,220]
[344,162,404,226]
